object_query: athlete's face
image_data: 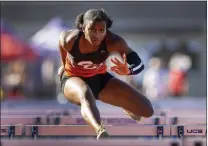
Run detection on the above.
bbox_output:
[83,20,107,46]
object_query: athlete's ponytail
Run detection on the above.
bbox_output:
[100,8,113,28]
[75,12,85,30]
[106,17,113,28]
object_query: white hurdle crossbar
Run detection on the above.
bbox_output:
[60,115,165,125]
[167,116,206,125]
[25,125,170,138]
[1,116,48,125]
[1,115,165,126]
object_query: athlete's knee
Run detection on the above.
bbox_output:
[69,86,95,105]
[64,77,96,106]
[74,85,95,105]
[64,79,88,103]
[132,106,153,118]
[79,88,95,104]
[143,106,154,118]
[134,101,154,118]
[141,95,154,118]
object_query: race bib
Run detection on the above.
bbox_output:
[77,61,102,70]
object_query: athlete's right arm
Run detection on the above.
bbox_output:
[58,30,79,78]
[59,29,79,66]
[59,33,67,67]
[58,31,67,78]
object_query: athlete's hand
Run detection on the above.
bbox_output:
[110,53,131,75]
[58,65,65,79]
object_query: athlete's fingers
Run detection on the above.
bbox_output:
[123,53,127,65]
[111,67,120,73]
[110,66,119,71]
[111,58,120,66]
[114,69,125,75]
[58,66,64,76]
[114,57,123,65]
[110,66,126,75]
[58,69,64,76]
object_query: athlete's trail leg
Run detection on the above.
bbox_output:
[99,78,154,118]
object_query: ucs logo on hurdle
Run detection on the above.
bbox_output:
[187,129,203,134]
[177,125,206,138]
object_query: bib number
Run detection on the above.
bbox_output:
[77,61,97,70]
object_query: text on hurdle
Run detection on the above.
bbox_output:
[171,125,206,138]
[25,125,170,138]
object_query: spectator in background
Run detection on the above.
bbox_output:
[41,58,56,86]
[3,60,26,99]
[142,57,168,100]
[168,53,192,97]
[40,57,57,97]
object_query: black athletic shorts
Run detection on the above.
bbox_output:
[60,72,114,99]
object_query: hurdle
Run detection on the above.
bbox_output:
[164,109,206,118]
[1,116,48,125]
[1,139,183,146]
[168,116,206,125]
[0,115,165,126]
[25,125,170,138]
[1,124,23,139]
[1,108,71,116]
[171,124,206,138]
[59,115,165,125]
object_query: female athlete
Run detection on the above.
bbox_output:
[58,8,154,139]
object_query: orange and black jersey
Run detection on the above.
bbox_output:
[64,31,109,77]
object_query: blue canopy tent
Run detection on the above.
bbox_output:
[28,17,69,99]
[29,17,68,58]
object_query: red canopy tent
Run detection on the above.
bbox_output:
[1,33,38,62]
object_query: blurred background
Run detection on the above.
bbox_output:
[0,1,206,105]
[0,3,207,145]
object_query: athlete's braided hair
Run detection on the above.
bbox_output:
[75,9,113,30]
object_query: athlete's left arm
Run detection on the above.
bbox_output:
[111,36,145,75]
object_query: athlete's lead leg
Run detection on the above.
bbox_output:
[63,77,109,139]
